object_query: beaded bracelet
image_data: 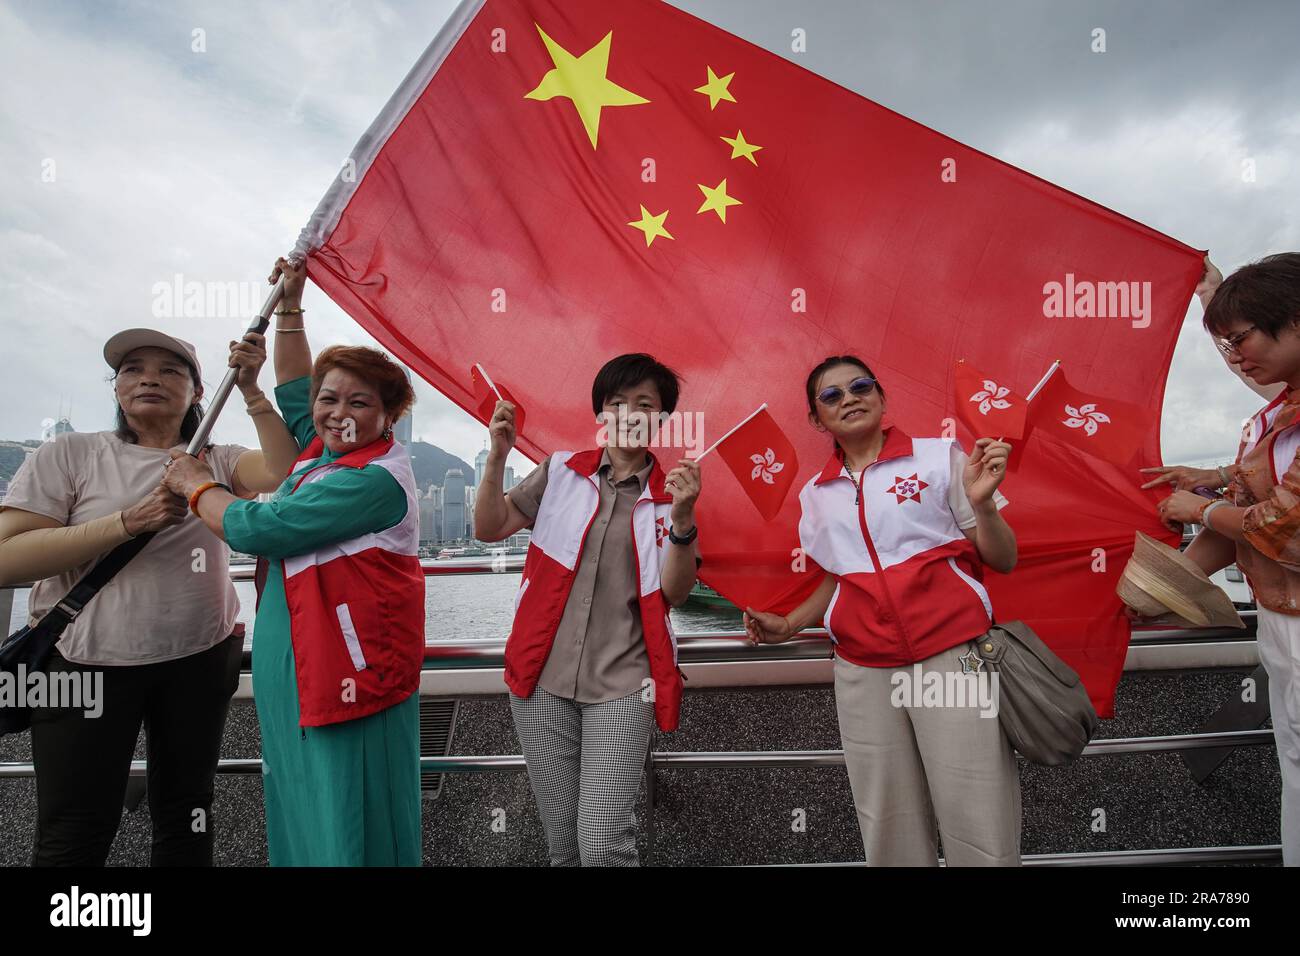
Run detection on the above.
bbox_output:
[1198,498,1230,530]
[189,481,232,516]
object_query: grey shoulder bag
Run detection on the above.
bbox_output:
[968,620,1099,766]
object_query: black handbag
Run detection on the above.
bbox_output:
[0,532,154,736]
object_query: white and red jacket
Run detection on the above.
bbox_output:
[503,449,683,732]
[278,435,425,727]
[798,426,994,667]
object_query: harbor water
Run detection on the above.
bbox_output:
[4,567,746,641]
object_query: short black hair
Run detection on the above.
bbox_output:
[1204,253,1300,339]
[591,353,682,416]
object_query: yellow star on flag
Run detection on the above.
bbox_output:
[694,66,736,109]
[696,178,742,222]
[721,129,762,165]
[524,25,649,149]
[628,206,674,247]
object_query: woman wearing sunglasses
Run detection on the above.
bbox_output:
[744,355,1020,866]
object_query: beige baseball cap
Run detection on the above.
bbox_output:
[103,329,202,378]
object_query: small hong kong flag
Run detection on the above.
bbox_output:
[1026,364,1150,467]
[700,404,799,521]
[470,363,526,437]
[954,360,1028,441]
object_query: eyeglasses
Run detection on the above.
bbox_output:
[816,376,877,406]
[1216,326,1257,357]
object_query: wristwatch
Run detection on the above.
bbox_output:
[668,523,698,546]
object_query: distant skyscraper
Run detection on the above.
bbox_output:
[41,416,75,442]
[504,465,516,490]
[474,445,489,487]
[467,484,476,540]
[442,468,466,542]
[425,485,444,545]
[394,367,413,446]
[418,485,439,546]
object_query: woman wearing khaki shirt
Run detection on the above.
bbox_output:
[0,328,299,865]
[475,353,702,866]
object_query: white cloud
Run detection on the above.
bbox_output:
[1,0,1296,485]
[993,100,1300,462]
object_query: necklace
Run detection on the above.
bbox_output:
[845,468,862,505]
[842,443,881,505]
[843,456,876,505]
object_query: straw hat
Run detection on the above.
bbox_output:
[1116,531,1245,629]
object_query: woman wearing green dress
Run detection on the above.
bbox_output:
[161,256,424,866]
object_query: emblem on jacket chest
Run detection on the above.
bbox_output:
[887,473,928,504]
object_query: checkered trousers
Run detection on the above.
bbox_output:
[509,687,655,866]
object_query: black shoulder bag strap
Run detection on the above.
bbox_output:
[0,531,156,671]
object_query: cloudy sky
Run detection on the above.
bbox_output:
[2,0,1297,472]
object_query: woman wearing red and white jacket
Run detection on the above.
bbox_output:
[745,355,1020,866]
[475,353,702,866]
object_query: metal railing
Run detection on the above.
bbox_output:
[0,729,1279,779]
[0,579,1284,866]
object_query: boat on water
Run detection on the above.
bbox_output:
[685,581,738,609]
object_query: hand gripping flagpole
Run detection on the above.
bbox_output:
[185,276,286,455]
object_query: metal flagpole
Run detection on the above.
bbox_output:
[996,360,1061,444]
[694,403,768,462]
[186,276,286,455]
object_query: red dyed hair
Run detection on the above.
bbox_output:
[310,345,416,423]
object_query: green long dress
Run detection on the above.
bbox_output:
[222,376,421,866]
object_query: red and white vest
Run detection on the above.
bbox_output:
[797,426,994,667]
[277,435,425,727]
[503,449,683,732]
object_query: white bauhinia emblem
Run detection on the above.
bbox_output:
[1062,403,1110,436]
[969,379,1013,416]
[750,447,785,485]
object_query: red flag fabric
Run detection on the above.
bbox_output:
[954,361,1028,441]
[1027,366,1151,468]
[709,405,799,521]
[295,0,1203,715]
[470,364,526,436]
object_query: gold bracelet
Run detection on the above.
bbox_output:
[275,307,305,315]
[245,397,276,416]
[275,326,305,333]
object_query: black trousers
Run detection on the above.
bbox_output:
[29,632,243,866]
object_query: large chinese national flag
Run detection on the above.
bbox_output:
[296,0,1204,715]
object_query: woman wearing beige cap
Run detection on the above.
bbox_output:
[0,328,300,866]
[1142,253,1300,866]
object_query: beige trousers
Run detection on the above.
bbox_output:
[833,641,1022,866]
